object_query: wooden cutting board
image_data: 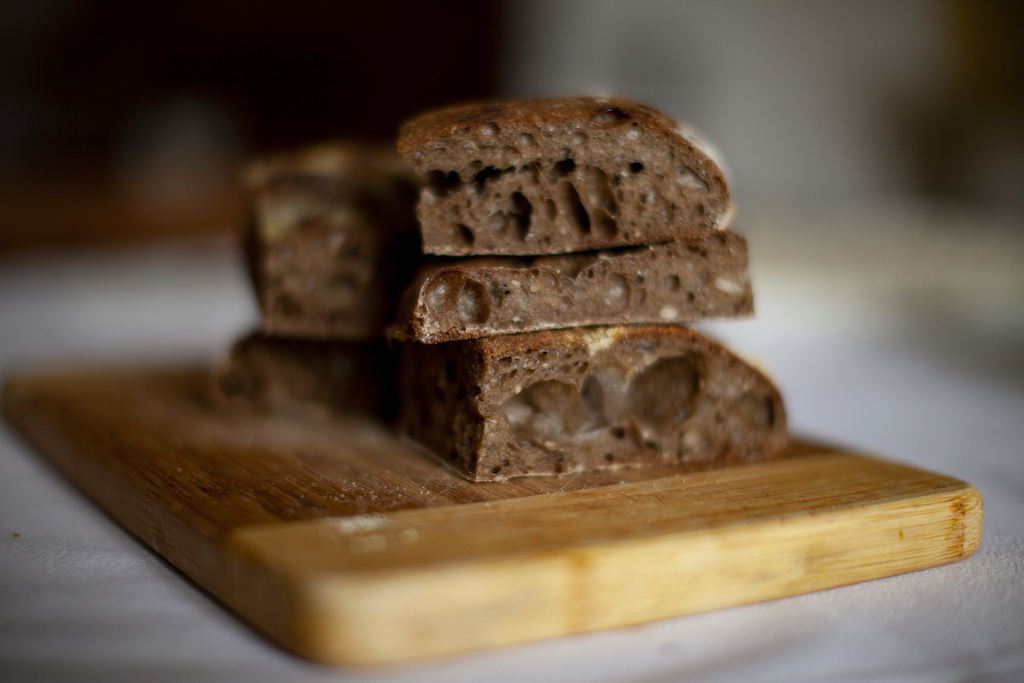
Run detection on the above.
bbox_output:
[3,368,982,665]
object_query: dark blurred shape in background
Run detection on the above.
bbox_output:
[0,0,1020,252]
[0,0,501,250]
[910,0,1024,205]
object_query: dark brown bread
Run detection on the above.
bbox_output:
[391,230,752,343]
[399,325,787,481]
[243,142,421,340]
[212,332,397,420]
[398,97,733,256]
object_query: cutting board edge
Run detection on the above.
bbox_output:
[217,479,981,665]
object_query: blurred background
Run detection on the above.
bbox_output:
[0,0,1021,250]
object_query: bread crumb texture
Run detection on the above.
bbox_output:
[399,97,733,255]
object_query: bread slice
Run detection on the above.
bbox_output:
[399,325,787,481]
[243,142,421,340]
[212,332,396,419]
[398,97,733,256]
[391,230,752,343]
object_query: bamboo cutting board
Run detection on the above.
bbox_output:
[3,368,982,665]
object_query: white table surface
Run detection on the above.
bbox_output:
[2,199,1023,682]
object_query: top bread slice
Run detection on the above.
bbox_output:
[398,97,733,256]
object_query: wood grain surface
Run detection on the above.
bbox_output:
[3,369,983,665]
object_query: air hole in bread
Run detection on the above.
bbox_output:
[580,375,608,431]
[563,183,590,234]
[664,274,681,291]
[425,278,450,309]
[553,158,576,177]
[675,164,709,190]
[627,356,700,436]
[592,107,632,126]
[428,170,463,196]
[473,166,502,188]
[489,281,510,305]
[453,223,474,247]
[593,210,617,239]
[510,191,533,240]
[630,162,644,173]
[544,198,557,221]
[456,279,490,324]
[502,379,585,442]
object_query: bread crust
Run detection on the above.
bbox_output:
[398,97,733,256]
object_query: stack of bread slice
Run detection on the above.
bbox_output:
[392,97,788,481]
[213,97,788,482]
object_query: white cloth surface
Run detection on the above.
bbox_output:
[1,202,1023,682]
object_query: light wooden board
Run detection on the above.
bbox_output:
[3,369,982,665]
